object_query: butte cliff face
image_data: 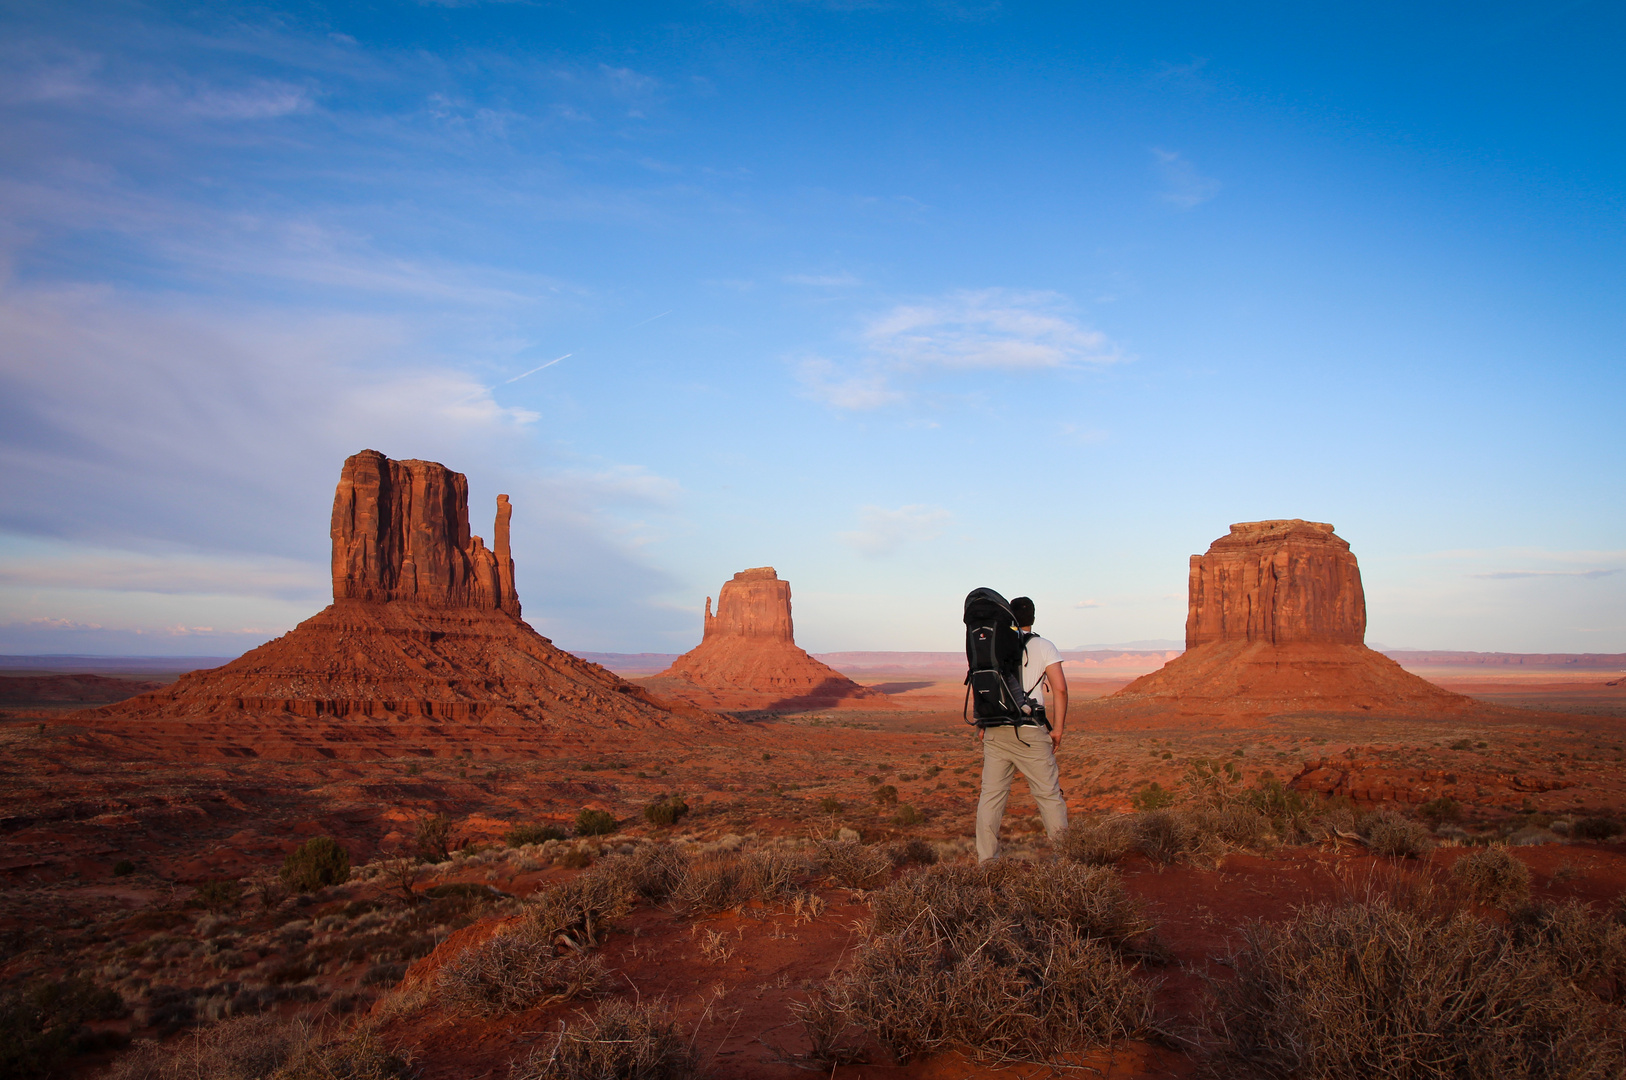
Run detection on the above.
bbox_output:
[330,450,519,614]
[645,568,889,710]
[1113,520,1468,718]
[96,450,707,746]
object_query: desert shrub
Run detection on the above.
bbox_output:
[1,975,126,1080]
[279,836,350,892]
[890,839,938,868]
[671,852,750,913]
[1451,845,1531,909]
[1420,797,1464,827]
[743,850,809,901]
[555,849,591,869]
[1184,804,1270,852]
[108,1014,412,1080]
[643,795,690,828]
[438,921,607,1016]
[818,796,844,814]
[415,814,453,862]
[1131,782,1176,812]
[528,861,636,950]
[1206,896,1626,1079]
[892,804,923,826]
[1510,900,1626,996]
[575,808,617,837]
[1574,816,1624,841]
[194,878,244,912]
[506,823,566,846]
[595,843,690,904]
[874,784,899,807]
[813,839,892,890]
[1136,809,1199,864]
[1359,810,1433,858]
[827,861,1159,1064]
[1058,816,1138,865]
[1450,738,1476,750]
[510,998,697,1080]
[114,859,136,877]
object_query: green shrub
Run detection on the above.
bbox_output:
[279,836,350,892]
[415,813,454,862]
[576,808,618,837]
[892,804,923,826]
[643,795,690,828]
[556,849,592,869]
[1450,738,1476,750]
[819,796,845,814]
[874,784,899,807]
[506,823,566,846]
[1573,816,1623,841]
[1131,782,1175,812]
[113,859,135,877]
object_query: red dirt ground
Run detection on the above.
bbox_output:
[2,667,1623,1078]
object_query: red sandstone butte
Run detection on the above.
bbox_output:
[643,567,890,710]
[94,450,708,733]
[1112,519,1470,717]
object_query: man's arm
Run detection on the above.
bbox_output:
[1046,661,1067,748]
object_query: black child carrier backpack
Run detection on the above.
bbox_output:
[962,587,1047,729]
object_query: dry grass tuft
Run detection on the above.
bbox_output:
[528,860,636,950]
[1206,895,1626,1079]
[509,998,697,1080]
[811,859,1162,1066]
[1358,810,1434,858]
[813,839,892,890]
[1451,845,1531,909]
[437,921,607,1017]
[108,1015,412,1080]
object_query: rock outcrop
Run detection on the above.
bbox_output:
[331,450,519,615]
[1109,520,1470,719]
[1186,519,1364,647]
[644,568,890,710]
[95,450,709,740]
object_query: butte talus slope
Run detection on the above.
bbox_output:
[1108,519,1471,719]
[642,567,890,710]
[94,450,708,742]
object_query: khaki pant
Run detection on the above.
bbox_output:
[976,723,1068,862]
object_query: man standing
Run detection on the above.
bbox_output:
[975,595,1069,861]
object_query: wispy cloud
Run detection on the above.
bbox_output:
[0,549,324,599]
[1151,148,1220,209]
[1472,568,1621,580]
[839,504,952,557]
[1074,599,1101,608]
[800,289,1122,410]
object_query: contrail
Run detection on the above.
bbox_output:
[628,309,673,330]
[502,353,572,384]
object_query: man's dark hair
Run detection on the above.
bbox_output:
[1010,596,1035,626]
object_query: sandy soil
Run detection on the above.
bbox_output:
[3,671,1624,1078]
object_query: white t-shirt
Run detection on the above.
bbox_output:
[1020,634,1062,706]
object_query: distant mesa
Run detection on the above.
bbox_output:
[642,567,890,711]
[1111,519,1471,718]
[94,449,710,741]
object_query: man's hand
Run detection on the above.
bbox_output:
[1046,660,1068,750]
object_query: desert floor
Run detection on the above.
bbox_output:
[2,667,1623,1078]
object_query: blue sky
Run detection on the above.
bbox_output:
[0,0,1621,656]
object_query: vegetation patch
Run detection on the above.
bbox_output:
[280,837,350,892]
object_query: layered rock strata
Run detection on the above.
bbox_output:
[95,450,705,738]
[645,568,889,710]
[1112,520,1469,718]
